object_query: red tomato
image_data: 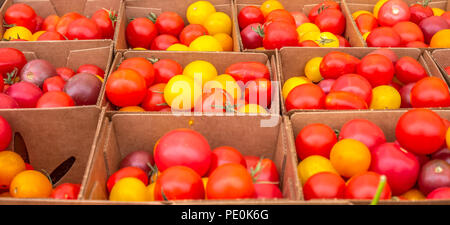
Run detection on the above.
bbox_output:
[378,0,410,27]
[325,91,368,109]
[141,83,167,111]
[150,34,180,50]
[366,27,402,47]
[262,22,298,50]
[43,76,65,92]
[254,183,283,199]
[285,83,325,111]
[303,172,346,200]
[154,129,211,176]
[395,56,427,84]
[0,116,12,151]
[427,187,450,199]
[241,23,264,49]
[4,3,37,32]
[51,183,81,200]
[34,15,43,32]
[290,11,310,27]
[295,123,337,160]
[194,89,234,113]
[330,74,373,105]
[55,12,84,37]
[36,91,75,108]
[314,8,346,35]
[155,12,185,36]
[245,157,279,183]
[118,57,155,87]
[244,78,272,108]
[299,40,320,47]
[442,12,450,26]
[105,69,147,107]
[395,108,446,155]
[56,67,75,81]
[225,62,270,84]
[339,118,386,150]
[179,24,208,46]
[154,166,205,200]
[42,15,60,32]
[405,41,428,48]
[126,17,158,49]
[153,59,183,83]
[238,6,264,29]
[91,9,116,39]
[319,51,360,79]
[266,9,296,25]
[410,77,450,108]
[446,66,450,75]
[6,81,43,108]
[0,48,27,76]
[308,1,341,22]
[356,54,394,87]
[409,3,433,24]
[345,171,392,200]
[37,31,65,41]
[106,166,149,193]
[367,48,398,63]
[335,35,351,47]
[355,13,378,34]
[207,163,255,199]
[392,21,424,45]
[399,82,415,108]
[207,146,246,176]
[318,79,335,94]
[66,18,101,40]
[77,64,105,78]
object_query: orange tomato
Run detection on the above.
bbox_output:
[119,106,146,112]
[0,151,26,189]
[401,189,426,200]
[330,139,371,178]
[430,29,450,48]
[10,170,53,198]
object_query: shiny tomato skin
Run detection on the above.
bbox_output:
[155,11,185,37]
[308,1,341,22]
[356,54,394,87]
[325,91,368,110]
[405,41,428,48]
[366,27,402,47]
[318,79,336,94]
[150,34,180,50]
[377,0,410,27]
[141,83,167,111]
[106,166,149,193]
[153,59,183,83]
[77,64,105,78]
[51,183,81,200]
[154,166,205,201]
[126,17,158,49]
[207,163,255,199]
[179,24,208,46]
[241,23,264,49]
[303,172,346,200]
[4,3,37,32]
[339,118,386,150]
[36,91,75,108]
[266,9,296,25]
[410,77,450,108]
[330,73,373,105]
[392,21,424,45]
[225,62,270,84]
[206,146,246,176]
[355,13,378,34]
[66,18,102,40]
[409,3,433,24]
[118,57,155,87]
[56,12,84,37]
[314,8,346,35]
[105,69,147,107]
[238,6,265,30]
[394,56,427,84]
[43,76,66,92]
[0,48,27,76]
[319,51,360,79]
[37,31,65,41]
[345,171,392,200]
[91,9,116,39]
[427,187,450,199]
[262,22,298,50]
[194,89,234,113]
[295,123,337,160]
[285,83,325,111]
[42,15,60,32]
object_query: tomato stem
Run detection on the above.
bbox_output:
[370,175,387,205]
[147,12,157,24]
[4,68,19,85]
[252,25,265,38]
[147,57,160,64]
[250,156,265,183]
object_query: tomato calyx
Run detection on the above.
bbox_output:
[317,36,336,46]
[2,21,16,28]
[3,68,19,85]
[317,5,332,15]
[147,57,160,64]
[370,175,387,205]
[333,129,340,138]
[102,8,118,24]
[147,12,158,24]
[251,25,265,38]
[420,0,431,7]
[147,162,159,183]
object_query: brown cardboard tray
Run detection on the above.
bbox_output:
[430,49,450,86]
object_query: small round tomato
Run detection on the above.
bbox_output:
[266,9,296,25]
[442,11,450,26]
[262,22,298,50]
[207,163,255,199]
[105,69,147,107]
[295,123,337,160]
[325,91,368,110]
[207,146,246,176]
[77,64,105,78]
[319,51,360,79]
[66,18,101,40]
[42,15,60,32]
[410,77,450,108]
[141,83,167,111]
[241,23,264,49]
[150,34,179,50]
[91,8,116,39]
[56,67,75,81]
[43,76,65,92]
[285,83,325,111]
[357,54,394,87]
[37,31,65,41]
[303,172,346,200]
[410,3,433,24]
[36,91,74,108]
[179,24,208,46]
[366,27,402,47]
[339,118,386,150]
[355,13,378,34]
[126,17,158,49]
[56,12,84,37]
[153,58,183,83]
[345,171,392,200]
[51,183,81,200]
[330,74,373,105]
[155,11,185,37]
[392,21,424,45]
[118,57,154,87]
[314,8,346,35]
[154,166,205,200]
[377,0,410,27]
[4,3,37,32]
[308,1,341,22]
[238,6,264,29]
[395,56,427,84]
[106,166,149,193]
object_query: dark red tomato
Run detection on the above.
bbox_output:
[241,23,264,49]
[105,69,147,107]
[442,12,450,27]
[36,91,75,108]
[153,59,183,83]
[245,157,279,183]
[295,123,337,160]
[319,51,360,79]
[265,9,296,25]
[77,64,105,78]
[154,166,205,201]
[318,79,335,94]
[345,171,392,200]
[325,91,368,110]
[399,82,415,108]
[395,56,427,84]
[432,148,450,165]
[155,11,185,36]
[207,163,255,200]
[4,3,37,32]
[150,34,179,50]
[303,172,346,200]
[367,48,398,63]
[418,159,450,195]
[410,3,433,24]
[419,16,449,44]
[66,18,101,40]
[179,24,208,46]
[378,0,410,27]
[299,40,319,47]
[5,81,43,108]
[50,183,81,200]
[42,15,60,32]
[427,187,450,199]
[91,8,116,39]
[225,62,270,84]
[0,116,12,151]
[410,77,450,108]
[43,76,66,92]
[206,146,246,176]
[355,13,378,34]
[254,183,283,199]
[339,118,386,150]
[106,166,149,193]
[37,31,65,41]
[55,12,84,37]
[244,78,272,108]
[330,74,372,105]
[238,6,265,29]
[285,83,325,111]
[366,27,402,47]
[314,8,346,35]
[34,15,43,32]
[262,22,298,50]
[126,17,158,49]
[405,41,428,48]
[392,21,424,45]
[357,54,394,87]
[335,34,351,47]
[194,88,234,112]
[308,1,341,22]
[290,11,310,27]
[118,57,155,87]
[396,108,446,155]
[141,83,167,111]
[56,67,75,81]
[0,48,27,76]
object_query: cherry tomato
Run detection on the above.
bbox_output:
[314,8,346,35]
[266,9,296,25]
[308,1,341,22]
[154,166,205,200]
[56,67,75,81]
[355,13,378,34]
[51,183,81,200]
[225,62,270,84]
[395,56,427,84]
[244,78,272,108]
[357,54,394,87]
[410,77,450,108]
[338,118,386,150]
[105,69,147,107]
[409,3,433,24]
[126,17,158,49]
[366,27,402,47]
[55,12,84,37]
[141,83,167,111]
[319,51,360,79]
[179,24,208,46]
[345,171,392,200]
[153,58,183,83]
[4,3,37,32]
[118,57,154,87]
[43,76,65,92]
[155,11,185,36]
[207,146,246,176]
[106,166,149,193]
[377,0,410,27]
[207,163,255,199]
[303,172,346,200]
[325,91,368,109]
[42,15,60,32]
[150,34,179,50]
[392,21,424,45]
[241,23,264,49]
[285,83,325,111]
[295,123,337,160]
[91,9,116,39]
[37,31,65,41]
[254,183,283,199]
[36,91,74,108]
[66,18,101,40]
[238,6,264,29]
[330,74,372,105]
[77,64,105,78]
[262,21,298,50]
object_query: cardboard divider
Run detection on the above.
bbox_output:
[114,0,240,52]
[430,49,450,86]
[101,50,280,115]
[287,109,450,205]
[276,47,449,116]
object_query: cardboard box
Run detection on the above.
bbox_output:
[287,109,450,205]
[114,0,240,52]
[0,0,124,47]
[430,49,450,86]
[276,47,449,116]
[101,50,281,115]
[234,0,366,56]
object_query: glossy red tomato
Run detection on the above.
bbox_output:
[42,15,60,32]
[56,67,75,81]
[319,51,360,79]
[141,83,167,111]
[395,56,427,84]
[295,123,337,160]
[56,12,84,37]
[366,27,402,47]
[106,166,149,193]
[77,64,105,78]
[314,8,346,35]
[37,31,65,41]
[150,34,180,50]
[262,22,298,50]
[339,118,386,150]
[50,183,81,200]
[357,54,394,87]
[179,24,208,46]
[241,23,264,49]
[153,59,183,83]
[290,11,310,27]
[154,166,205,200]
[308,1,341,22]
[155,11,185,36]
[244,156,279,183]
[409,3,433,24]
[396,108,447,155]
[378,0,410,27]
[207,163,255,199]
[207,146,246,176]
[299,40,320,47]
[427,187,450,200]
[330,74,373,105]
[105,69,147,107]
[335,35,351,47]
[285,83,325,111]
[345,171,392,200]
[0,116,12,151]
[0,48,27,76]
[303,172,346,200]
[118,57,155,87]
[126,17,158,49]
[66,18,101,40]
[194,88,234,112]
[43,76,65,92]
[4,3,37,32]
[410,77,450,108]
[355,13,378,34]
[325,91,368,109]
[6,81,43,108]
[91,9,116,39]
[36,91,74,108]
[392,21,424,45]
[254,183,283,199]
[225,62,270,84]
[238,6,264,29]
[265,9,296,25]
[399,82,415,108]
[244,78,272,108]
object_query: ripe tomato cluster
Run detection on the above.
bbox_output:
[0,115,80,199]
[107,129,282,201]
[106,57,272,113]
[238,0,349,50]
[126,1,232,51]
[296,108,450,200]
[0,48,104,108]
[353,0,450,48]
[283,48,450,111]
[2,3,116,41]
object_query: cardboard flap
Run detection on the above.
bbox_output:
[125,6,161,19]
[49,0,87,15]
[67,47,111,71]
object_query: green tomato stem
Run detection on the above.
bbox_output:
[370,175,387,205]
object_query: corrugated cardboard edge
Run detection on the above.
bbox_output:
[430,49,450,87]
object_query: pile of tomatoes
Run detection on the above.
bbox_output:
[283,48,450,111]
[107,129,281,201]
[352,0,450,48]
[106,57,272,114]
[2,3,116,41]
[126,1,232,51]
[0,115,81,199]
[0,47,105,108]
[296,108,450,200]
[238,0,349,49]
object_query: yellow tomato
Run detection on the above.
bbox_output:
[304,57,323,83]
[203,12,232,35]
[186,1,216,25]
[370,85,401,109]
[432,7,445,16]
[203,74,242,102]
[133,47,147,50]
[213,33,233,51]
[183,60,218,86]
[202,177,208,199]
[164,75,202,110]
[109,177,148,202]
[282,76,311,99]
[189,35,223,52]
[3,26,32,41]
[237,104,269,114]
[167,43,191,51]
[30,31,46,41]
[430,29,450,48]
[119,106,145,112]
[362,32,371,41]
[146,182,156,201]
[301,31,321,42]
[373,0,389,18]
[297,155,338,185]
[352,10,372,20]
[446,127,450,149]
[296,23,320,41]
[330,139,371,178]
[260,0,284,17]
[316,32,339,47]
